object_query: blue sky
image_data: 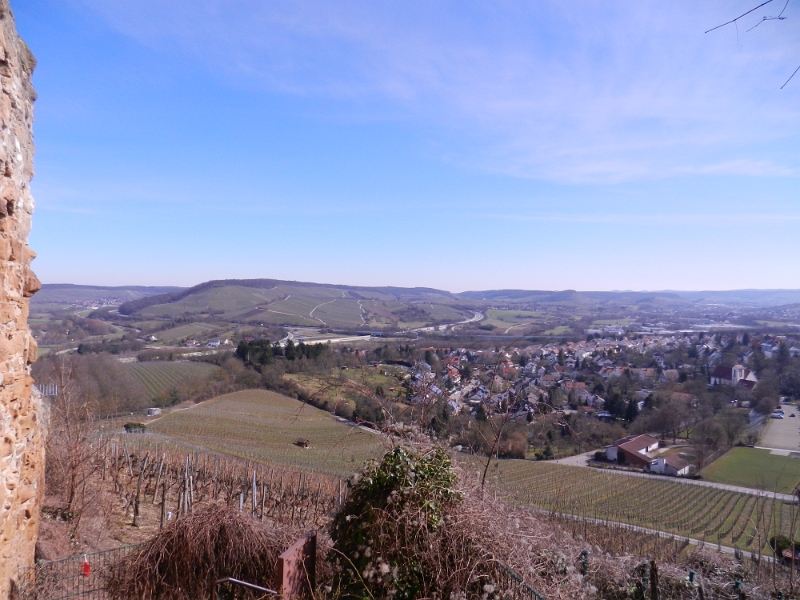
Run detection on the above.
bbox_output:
[13,0,800,291]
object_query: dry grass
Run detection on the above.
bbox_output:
[105,505,301,600]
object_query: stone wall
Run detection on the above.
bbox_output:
[0,1,40,598]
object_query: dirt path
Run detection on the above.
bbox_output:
[503,322,534,334]
[309,292,345,325]
[357,300,366,326]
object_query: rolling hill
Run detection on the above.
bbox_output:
[118,278,475,330]
[32,284,183,312]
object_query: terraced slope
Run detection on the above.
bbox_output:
[482,459,798,553]
[148,389,386,477]
[125,361,222,398]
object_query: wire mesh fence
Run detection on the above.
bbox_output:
[494,563,547,600]
[15,544,143,600]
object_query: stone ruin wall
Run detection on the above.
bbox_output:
[0,1,41,598]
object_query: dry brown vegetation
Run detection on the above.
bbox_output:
[105,505,302,600]
[31,432,800,600]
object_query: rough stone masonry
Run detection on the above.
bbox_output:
[0,1,41,597]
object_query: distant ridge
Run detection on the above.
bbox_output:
[51,278,800,316]
[458,289,685,303]
[33,284,184,306]
[42,283,183,293]
[118,278,455,315]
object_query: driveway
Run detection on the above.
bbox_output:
[759,412,800,452]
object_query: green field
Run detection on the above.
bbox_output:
[125,361,222,398]
[480,459,798,552]
[482,310,543,331]
[542,325,571,335]
[701,447,800,494]
[148,389,386,477]
[152,323,227,344]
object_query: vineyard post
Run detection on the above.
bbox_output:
[153,454,164,503]
[279,475,284,518]
[123,444,133,477]
[113,444,119,493]
[640,562,648,599]
[251,470,257,516]
[260,482,266,521]
[649,560,659,600]
[160,482,167,529]
[132,453,149,527]
[315,481,322,522]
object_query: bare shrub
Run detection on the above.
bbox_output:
[105,505,301,600]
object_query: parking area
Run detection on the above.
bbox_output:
[760,409,800,451]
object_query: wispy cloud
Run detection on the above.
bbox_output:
[75,0,800,183]
[484,213,800,225]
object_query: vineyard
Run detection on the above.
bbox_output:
[148,390,387,477]
[484,460,800,554]
[125,361,221,398]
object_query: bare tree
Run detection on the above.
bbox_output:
[706,0,798,88]
[44,358,108,536]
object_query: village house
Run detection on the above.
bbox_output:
[648,455,691,477]
[709,365,758,389]
[605,434,660,468]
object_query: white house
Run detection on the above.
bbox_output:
[709,365,757,389]
[605,434,660,468]
[648,455,690,477]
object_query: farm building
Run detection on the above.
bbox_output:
[648,455,691,477]
[147,407,162,417]
[605,434,660,468]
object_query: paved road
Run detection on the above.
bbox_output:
[549,452,796,501]
[760,412,800,451]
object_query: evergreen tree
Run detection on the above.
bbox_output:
[625,397,640,422]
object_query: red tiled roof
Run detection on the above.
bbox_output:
[613,434,660,454]
[711,366,732,380]
[664,454,688,470]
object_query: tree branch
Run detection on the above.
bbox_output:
[705,0,776,33]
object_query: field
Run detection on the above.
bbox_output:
[285,367,408,406]
[542,325,572,335]
[701,448,800,494]
[125,361,222,398]
[150,323,223,344]
[480,459,799,552]
[148,389,386,477]
[481,310,544,333]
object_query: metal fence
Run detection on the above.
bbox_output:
[494,563,546,600]
[16,544,143,600]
